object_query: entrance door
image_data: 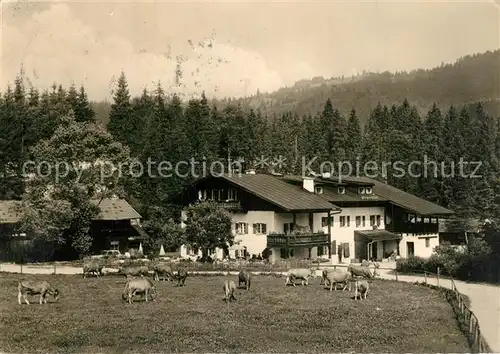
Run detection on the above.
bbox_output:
[407,242,415,257]
[371,242,378,261]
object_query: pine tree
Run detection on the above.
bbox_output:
[421,103,444,203]
[345,108,362,163]
[76,86,95,123]
[107,71,132,146]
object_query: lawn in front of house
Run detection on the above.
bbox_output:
[0,273,469,353]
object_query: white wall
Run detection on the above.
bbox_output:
[316,206,386,262]
[180,204,442,262]
[230,211,274,256]
[399,233,439,259]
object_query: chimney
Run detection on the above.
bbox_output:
[245,169,256,175]
[303,177,315,193]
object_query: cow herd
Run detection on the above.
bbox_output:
[285,261,380,300]
[16,259,380,305]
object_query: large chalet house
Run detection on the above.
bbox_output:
[177,171,454,264]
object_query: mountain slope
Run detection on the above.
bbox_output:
[92,50,500,125]
[215,50,500,123]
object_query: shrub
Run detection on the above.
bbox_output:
[396,256,426,273]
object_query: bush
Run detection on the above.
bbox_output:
[396,256,426,273]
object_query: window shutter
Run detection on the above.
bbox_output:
[253,224,257,234]
[343,243,350,258]
[262,224,267,234]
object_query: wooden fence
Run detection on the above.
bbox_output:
[447,274,490,353]
[397,267,491,354]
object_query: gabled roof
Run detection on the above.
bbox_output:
[283,175,453,216]
[281,175,386,203]
[193,174,339,212]
[0,198,141,224]
[91,199,142,221]
[350,177,453,216]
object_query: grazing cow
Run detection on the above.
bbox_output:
[18,280,59,305]
[120,265,150,277]
[151,263,174,282]
[347,262,380,281]
[354,279,370,300]
[322,268,352,291]
[176,268,188,286]
[285,268,317,286]
[83,258,104,278]
[238,270,251,290]
[122,277,156,304]
[223,280,238,302]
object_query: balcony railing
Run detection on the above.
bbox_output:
[267,232,329,248]
[213,201,243,211]
[385,222,439,235]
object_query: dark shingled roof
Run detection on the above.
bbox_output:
[282,175,453,216]
[0,198,141,224]
[345,177,454,216]
[195,174,339,212]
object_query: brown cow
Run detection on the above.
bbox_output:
[18,280,59,305]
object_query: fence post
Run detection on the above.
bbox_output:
[437,267,440,288]
[424,271,428,285]
[395,269,398,281]
[20,263,23,274]
[53,262,56,275]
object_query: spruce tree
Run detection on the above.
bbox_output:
[107,71,132,146]
[345,108,362,163]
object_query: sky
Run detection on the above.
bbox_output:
[1,0,499,101]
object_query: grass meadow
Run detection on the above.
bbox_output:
[0,273,470,353]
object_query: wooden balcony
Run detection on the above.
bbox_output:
[385,222,439,235]
[267,232,329,248]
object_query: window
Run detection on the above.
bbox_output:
[210,189,216,200]
[425,238,430,248]
[321,216,333,227]
[355,216,361,227]
[284,223,294,234]
[315,186,324,194]
[376,215,381,227]
[318,246,324,256]
[217,189,223,201]
[338,187,346,194]
[253,223,267,234]
[228,188,237,201]
[370,215,376,226]
[235,222,248,235]
[280,248,286,258]
[340,216,350,227]
[365,187,373,194]
[358,187,366,195]
[362,216,366,227]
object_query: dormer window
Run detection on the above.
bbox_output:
[338,187,346,195]
[365,187,373,195]
[315,186,323,194]
[358,187,366,195]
